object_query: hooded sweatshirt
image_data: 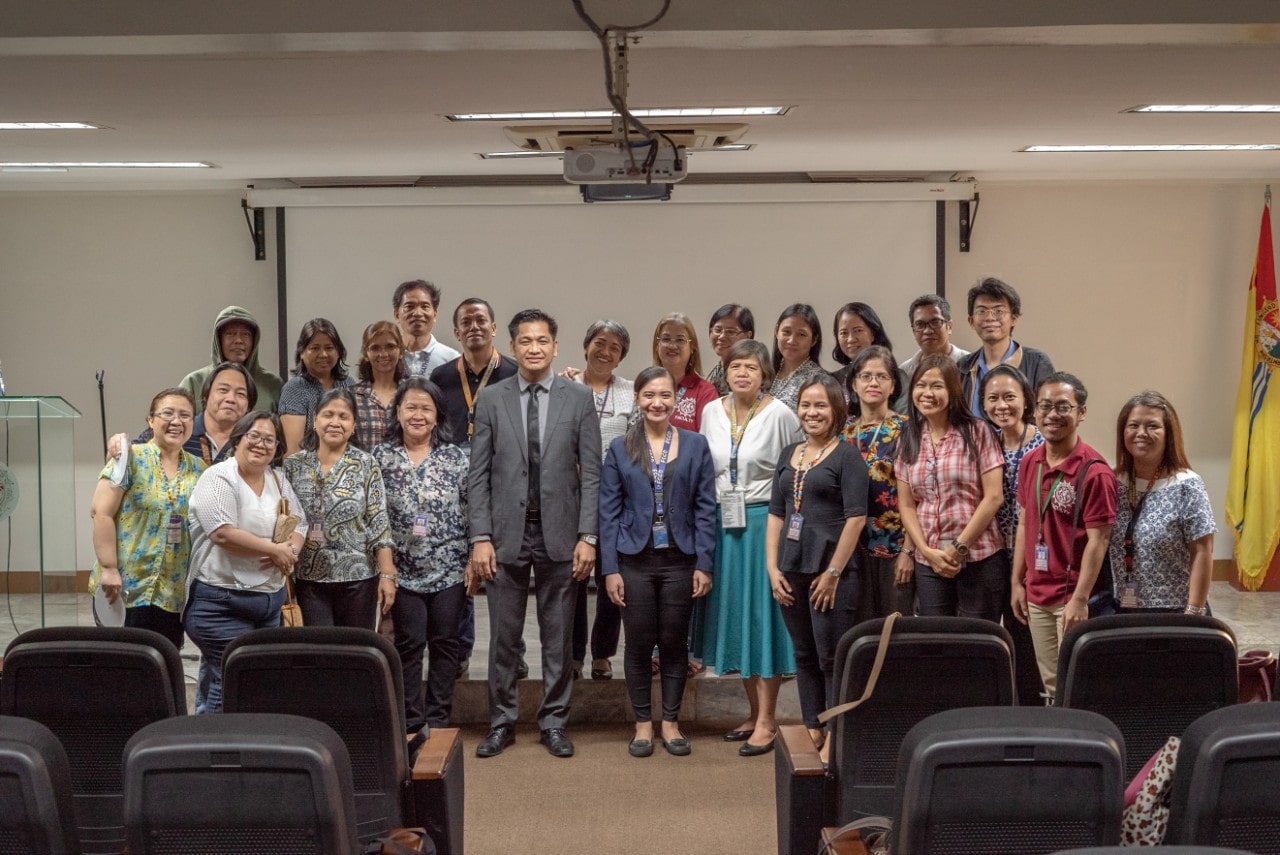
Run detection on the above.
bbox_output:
[178,306,284,413]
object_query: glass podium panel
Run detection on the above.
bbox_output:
[0,396,81,632]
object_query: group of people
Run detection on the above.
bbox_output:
[88,275,1215,762]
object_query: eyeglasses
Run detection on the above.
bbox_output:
[709,326,744,338]
[151,409,194,422]
[657,336,690,347]
[1035,401,1079,416]
[244,430,278,447]
[856,372,892,384]
[972,307,1012,320]
[912,318,946,331]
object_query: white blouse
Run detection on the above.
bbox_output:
[700,397,803,505]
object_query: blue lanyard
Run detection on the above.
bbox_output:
[728,393,763,488]
[649,426,674,520]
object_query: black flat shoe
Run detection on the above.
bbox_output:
[663,733,692,756]
[739,736,776,757]
[540,727,575,758]
[723,728,752,742]
[628,737,654,757]
[475,725,515,758]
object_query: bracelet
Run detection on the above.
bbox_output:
[1184,604,1207,616]
[379,573,399,586]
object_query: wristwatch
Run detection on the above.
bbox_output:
[949,539,969,559]
[826,567,842,578]
[579,534,599,546]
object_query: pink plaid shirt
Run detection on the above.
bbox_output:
[894,423,1004,562]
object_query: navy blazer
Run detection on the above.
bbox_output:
[598,429,717,575]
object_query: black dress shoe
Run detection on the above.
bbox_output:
[663,732,692,756]
[516,658,530,679]
[739,736,776,757]
[723,728,752,742]
[540,727,575,758]
[475,726,515,758]
[628,737,654,758]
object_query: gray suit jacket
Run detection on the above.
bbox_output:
[467,373,602,564]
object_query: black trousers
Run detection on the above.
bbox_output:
[294,576,380,629]
[619,547,696,722]
[572,564,623,664]
[393,582,467,732]
[778,569,859,729]
[125,604,184,650]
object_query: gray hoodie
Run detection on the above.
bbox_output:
[178,306,284,412]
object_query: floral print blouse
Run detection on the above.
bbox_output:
[372,442,470,594]
[841,413,907,558]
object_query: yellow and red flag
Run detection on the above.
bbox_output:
[1227,190,1280,590]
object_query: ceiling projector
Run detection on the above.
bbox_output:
[563,143,687,185]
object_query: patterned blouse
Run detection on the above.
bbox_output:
[841,413,907,558]
[283,446,394,583]
[278,373,355,437]
[89,443,206,613]
[1108,470,1216,609]
[995,424,1044,549]
[351,380,395,451]
[373,442,470,594]
[578,374,635,460]
[706,361,729,396]
[769,359,826,410]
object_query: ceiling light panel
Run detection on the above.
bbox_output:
[0,161,214,168]
[0,122,104,130]
[450,106,789,121]
[1021,144,1280,152]
[1126,105,1280,113]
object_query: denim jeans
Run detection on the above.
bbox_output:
[184,580,286,714]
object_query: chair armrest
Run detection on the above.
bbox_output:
[411,728,460,780]
[778,724,825,775]
[776,725,832,855]
[821,826,870,855]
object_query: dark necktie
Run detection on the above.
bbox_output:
[527,384,542,510]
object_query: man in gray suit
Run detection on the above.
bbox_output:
[468,309,601,758]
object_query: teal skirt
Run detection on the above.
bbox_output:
[702,503,797,678]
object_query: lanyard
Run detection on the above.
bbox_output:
[595,379,613,419]
[792,438,835,514]
[154,446,186,510]
[1034,461,1066,543]
[459,353,499,437]
[727,393,763,487]
[854,415,890,462]
[648,425,674,520]
[1122,475,1158,577]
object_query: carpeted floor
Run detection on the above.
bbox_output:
[461,721,779,854]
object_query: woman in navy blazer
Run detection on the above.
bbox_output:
[600,366,717,757]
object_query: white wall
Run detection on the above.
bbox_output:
[0,191,277,573]
[0,180,1273,570]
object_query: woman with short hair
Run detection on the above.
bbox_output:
[90,387,207,649]
[283,386,396,629]
[652,312,718,432]
[186,411,306,713]
[1109,391,1214,615]
[279,318,355,456]
[769,303,826,409]
[706,304,755,396]
[352,320,408,450]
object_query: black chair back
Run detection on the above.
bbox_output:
[1055,613,1238,779]
[0,627,186,854]
[122,713,360,855]
[1166,702,1280,852]
[0,715,80,855]
[830,616,1016,821]
[1053,847,1253,853]
[221,626,409,843]
[893,706,1125,855]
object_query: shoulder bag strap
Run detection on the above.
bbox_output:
[818,611,900,724]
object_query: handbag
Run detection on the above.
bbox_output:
[1065,458,1117,618]
[1238,648,1277,703]
[1120,736,1180,846]
[280,573,304,627]
[268,469,304,627]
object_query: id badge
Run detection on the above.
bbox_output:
[652,522,669,550]
[307,520,325,543]
[1118,582,1138,609]
[166,513,183,546]
[1034,542,1049,572]
[720,489,747,530]
[787,512,804,542]
[412,513,429,537]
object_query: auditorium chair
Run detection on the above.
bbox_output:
[891,706,1125,854]
[1055,613,1238,779]
[0,715,80,854]
[1054,848,1253,854]
[775,616,1015,855]
[1165,702,1280,852]
[222,626,464,854]
[122,712,360,855]
[0,627,187,854]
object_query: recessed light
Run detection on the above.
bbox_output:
[0,166,69,173]
[1021,144,1280,152]
[0,122,106,130]
[478,143,754,159]
[1126,105,1280,113]
[0,161,214,168]
[450,106,789,121]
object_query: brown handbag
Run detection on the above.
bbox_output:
[280,573,304,628]
[269,469,304,627]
